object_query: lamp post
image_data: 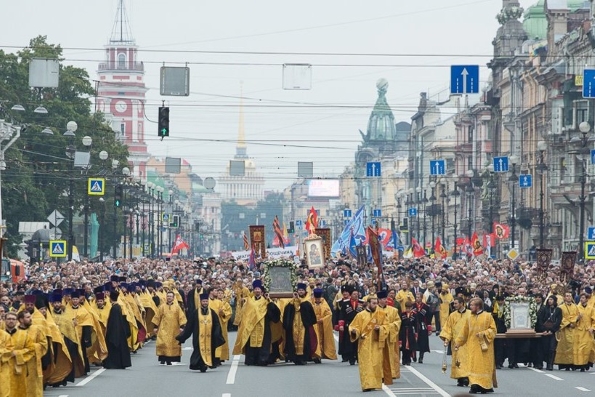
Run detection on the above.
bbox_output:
[465,169,475,241]
[416,187,422,243]
[440,180,447,244]
[537,141,548,248]
[508,155,519,251]
[429,181,436,246]
[572,122,592,262]
[98,197,106,262]
[451,176,460,259]
[157,187,164,257]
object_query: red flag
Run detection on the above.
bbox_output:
[412,238,425,258]
[493,222,510,239]
[272,215,285,248]
[305,206,319,235]
[434,237,447,259]
[248,247,256,271]
[172,234,190,254]
[483,233,495,248]
[471,232,484,256]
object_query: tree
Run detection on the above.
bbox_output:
[0,36,129,257]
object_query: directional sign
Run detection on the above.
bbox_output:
[321,220,327,227]
[583,69,595,98]
[585,242,595,259]
[588,226,595,240]
[493,156,509,173]
[450,65,479,95]
[429,159,446,175]
[87,178,105,196]
[408,208,418,217]
[162,213,170,223]
[366,162,381,177]
[295,220,303,228]
[47,210,64,227]
[519,174,532,188]
[343,209,352,218]
[373,209,382,217]
[344,220,349,226]
[591,149,595,165]
[49,240,67,258]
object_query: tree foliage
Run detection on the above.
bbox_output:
[0,36,129,257]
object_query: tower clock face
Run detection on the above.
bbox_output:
[115,101,128,113]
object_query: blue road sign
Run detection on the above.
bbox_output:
[321,220,327,227]
[588,226,595,240]
[591,149,595,165]
[429,159,446,175]
[49,240,67,258]
[373,209,382,217]
[493,156,509,173]
[583,69,595,98]
[344,219,349,226]
[586,242,595,259]
[408,208,418,217]
[450,65,479,95]
[366,161,381,177]
[88,178,105,196]
[343,209,352,218]
[295,220,303,227]
[519,174,532,188]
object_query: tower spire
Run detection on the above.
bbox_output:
[235,82,247,159]
[110,0,134,44]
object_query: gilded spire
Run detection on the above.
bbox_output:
[235,82,248,158]
[110,0,134,44]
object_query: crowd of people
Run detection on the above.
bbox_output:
[1,254,595,394]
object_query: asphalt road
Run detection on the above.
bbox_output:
[42,332,595,397]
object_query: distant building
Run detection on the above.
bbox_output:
[96,0,149,179]
[219,92,265,206]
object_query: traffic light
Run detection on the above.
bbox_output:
[288,221,295,234]
[400,218,408,231]
[158,107,170,137]
[170,214,179,228]
[114,185,123,207]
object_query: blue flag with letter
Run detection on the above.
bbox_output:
[331,206,366,256]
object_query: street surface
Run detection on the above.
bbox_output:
[43,332,595,397]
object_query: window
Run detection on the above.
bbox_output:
[118,53,126,69]
[468,125,474,143]
[467,156,473,169]
[574,100,589,126]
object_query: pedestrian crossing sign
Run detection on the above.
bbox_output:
[585,242,595,259]
[88,178,106,196]
[49,240,67,258]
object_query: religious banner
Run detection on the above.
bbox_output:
[249,225,266,259]
[315,228,332,261]
[536,248,553,273]
[303,237,324,269]
[356,244,367,267]
[560,251,577,283]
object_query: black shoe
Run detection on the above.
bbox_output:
[349,359,356,366]
[313,358,321,364]
[419,359,423,364]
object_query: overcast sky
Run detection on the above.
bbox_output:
[0,0,537,191]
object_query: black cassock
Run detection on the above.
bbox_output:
[282,300,318,363]
[103,303,132,369]
[176,308,225,372]
[414,303,431,353]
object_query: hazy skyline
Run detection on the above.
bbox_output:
[0,0,538,192]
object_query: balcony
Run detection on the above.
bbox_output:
[98,61,144,72]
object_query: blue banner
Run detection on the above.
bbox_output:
[331,205,366,256]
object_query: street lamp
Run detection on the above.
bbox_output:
[465,169,475,241]
[416,187,422,244]
[508,155,519,251]
[537,141,548,249]
[440,179,447,245]
[429,181,436,247]
[451,175,460,259]
[571,122,592,262]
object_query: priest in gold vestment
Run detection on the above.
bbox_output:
[377,290,401,380]
[0,328,13,397]
[440,296,470,387]
[153,291,187,365]
[211,288,232,362]
[554,292,578,370]
[454,297,497,394]
[574,293,595,371]
[349,297,393,392]
[176,293,225,372]
[311,288,337,361]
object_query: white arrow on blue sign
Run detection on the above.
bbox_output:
[295,220,303,227]
[366,162,381,177]
[450,65,479,95]
[373,209,382,217]
[430,159,446,175]
[343,209,352,218]
[493,156,509,173]
[588,226,595,240]
[409,208,418,217]
[519,174,532,188]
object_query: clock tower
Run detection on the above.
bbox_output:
[97,0,149,179]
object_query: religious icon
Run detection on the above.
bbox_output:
[304,238,324,269]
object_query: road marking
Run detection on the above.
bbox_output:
[576,387,591,392]
[183,347,192,350]
[406,365,450,397]
[544,374,563,381]
[226,355,240,385]
[76,368,106,387]
[382,384,397,397]
[58,395,69,397]
[528,367,544,374]
[432,350,444,354]
[222,394,232,397]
